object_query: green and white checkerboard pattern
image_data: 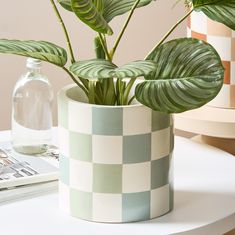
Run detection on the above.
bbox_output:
[58,85,174,223]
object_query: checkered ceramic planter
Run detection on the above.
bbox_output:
[58,84,174,223]
[188,11,235,108]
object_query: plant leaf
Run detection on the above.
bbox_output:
[70,59,117,79]
[70,59,156,79]
[58,0,155,23]
[102,0,154,22]
[93,0,104,12]
[135,38,224,113]
[115,60,157,79]
[0,39,67,67]
[193,0,235,30]
[71,0,113,35]
[58,0,73,11]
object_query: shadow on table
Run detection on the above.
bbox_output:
[142,190,235,224]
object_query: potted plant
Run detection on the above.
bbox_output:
[0,0,234,223]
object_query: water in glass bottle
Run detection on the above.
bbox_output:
[12,58,53,154]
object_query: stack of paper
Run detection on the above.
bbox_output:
[0,141,59,204]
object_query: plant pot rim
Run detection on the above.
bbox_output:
[59,83,145,109]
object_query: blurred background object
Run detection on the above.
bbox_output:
[175,10,235,155]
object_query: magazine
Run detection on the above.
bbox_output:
[0,181,58,205]
[0,141,59,190]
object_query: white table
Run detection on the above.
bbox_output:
[0,131,235,235]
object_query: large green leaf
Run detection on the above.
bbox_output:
[71,0,113,35]
[135,38,224,113]
[0,39,67,67]
[70,59,156,79]
[58,0,154,22]
[193,0,235,30]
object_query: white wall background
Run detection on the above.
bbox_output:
[0,0,186,130]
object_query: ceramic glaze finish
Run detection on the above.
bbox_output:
[58,85,174,223]
[188,11,235,109]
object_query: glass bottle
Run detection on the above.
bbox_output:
[11,58,53,155]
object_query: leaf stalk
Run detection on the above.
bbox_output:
[50,0,76,63]
[110,0,142,60]
[145,8,194,59]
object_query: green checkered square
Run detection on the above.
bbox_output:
[69,131,92,162]
[123,134,151,164]
[122,191,150,222]
[70,188,92,220]
[151,156,170,189]
[92,107,123,135]
[152,111,171,131]
[93,164,122,193]
[58,93,68,129]
[59,155,69,185]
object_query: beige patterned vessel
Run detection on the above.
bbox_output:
[188,11,235,109]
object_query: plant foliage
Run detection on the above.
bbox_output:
[135,38,224,113]
[0,0,235,112]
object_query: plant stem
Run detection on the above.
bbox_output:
[116,78,127,105]
[145,8,194,59]
[88,81,96,104]
[98,33,112,61]
[110,0,141,60]
[62,67,88,96]
[123,77,137,104]
[50,0,76,63]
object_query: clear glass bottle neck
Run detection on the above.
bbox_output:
[27,67,42,74]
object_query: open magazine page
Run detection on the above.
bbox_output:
[0,141,59,190]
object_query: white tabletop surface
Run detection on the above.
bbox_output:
[0,131,235,235]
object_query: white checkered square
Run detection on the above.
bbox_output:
[151,127,170,161]
[151,184,170,218]
[123,162,151,193]
[207,36,232,61]
[190,11,207,34]
[70,159,93,192]
[209,84,230,107]
[170,116,174,126]
[123,106,151,136]
[59,182,70,214]
[187,27,192,37]
[68,102,92,134]
[93,193,122,222]
[92,135,123,164]
[232,31,235,38]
